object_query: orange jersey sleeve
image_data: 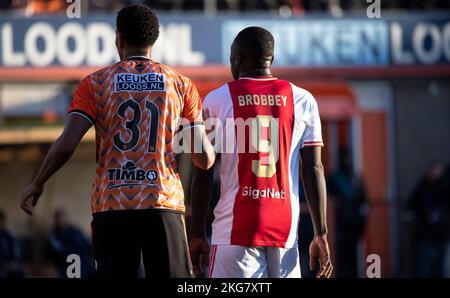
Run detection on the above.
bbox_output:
[68,76,97,124]
[181,79,203,123]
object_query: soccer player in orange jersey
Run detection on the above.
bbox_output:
[20,5,215,278]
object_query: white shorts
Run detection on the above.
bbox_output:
[208,244,301,278]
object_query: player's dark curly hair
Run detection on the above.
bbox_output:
[116,4,159,47]
[234,26,274,66]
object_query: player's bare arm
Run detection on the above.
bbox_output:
[20,114,91,216]
[188,106,216,275]
[189,165,215,275]
[188,125,215,170]
[300,146,333,278]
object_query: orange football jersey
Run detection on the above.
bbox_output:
[68,57,202,213]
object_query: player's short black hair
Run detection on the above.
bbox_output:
[116,4,159,47]
[234,26,274,65]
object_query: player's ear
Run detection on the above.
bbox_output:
[115,29,124,49]
[115,30,119,48]
[236,51,243,65]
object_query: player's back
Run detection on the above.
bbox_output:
[203,76,323,248]
[69,58,202,214]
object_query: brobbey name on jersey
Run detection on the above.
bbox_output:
[242,186,286,200]
[238,94,287,107]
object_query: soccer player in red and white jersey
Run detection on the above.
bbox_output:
[20,5,215,277]
[189,27,332,278]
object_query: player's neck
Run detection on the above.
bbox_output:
[120,48,152,61]
[239,68,272,78]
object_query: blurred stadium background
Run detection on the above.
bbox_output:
[0,0,449,278]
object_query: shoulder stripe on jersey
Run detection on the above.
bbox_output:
[68,110,95,125]
[304,141,324,144]
[303,142,324,147]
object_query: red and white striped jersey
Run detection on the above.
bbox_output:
[203,76,323,249]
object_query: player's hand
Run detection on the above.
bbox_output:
[189,236,210,276]
[20,182,44,216]
[309,235,333,278]
[202,108,211,121]
[203,108,214,136]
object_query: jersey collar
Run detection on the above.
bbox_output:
[238,76,278,81]
[125,55,151,61]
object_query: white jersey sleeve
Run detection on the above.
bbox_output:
[203,84,230,119]
[291,84,324,148]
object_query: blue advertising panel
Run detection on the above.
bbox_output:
[389,16,450,66]
[222,19,389,67]
[0,14,449,67]
[0,16,222,67]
